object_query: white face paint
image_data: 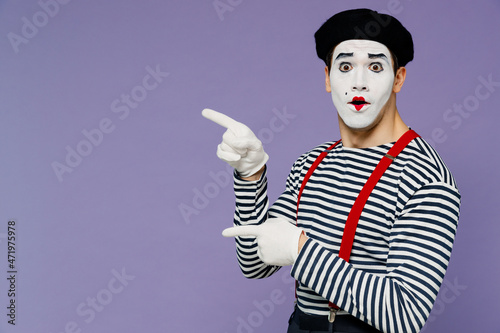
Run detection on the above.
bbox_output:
[329,40,395,130]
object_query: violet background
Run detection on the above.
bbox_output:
[0,0,499,332]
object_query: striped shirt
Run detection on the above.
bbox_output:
[232,137,460,333]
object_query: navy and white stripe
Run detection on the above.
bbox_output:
[231,137,460,333]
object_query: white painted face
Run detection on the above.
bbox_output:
[329,40,395,129]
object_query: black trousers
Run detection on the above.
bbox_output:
[287,307,381,333]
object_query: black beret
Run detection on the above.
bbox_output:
[315,8,414,67]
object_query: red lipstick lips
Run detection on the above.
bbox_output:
[349,96,369,111]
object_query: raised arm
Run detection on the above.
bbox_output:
[203,109,276,278]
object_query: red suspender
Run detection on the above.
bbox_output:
[295,129,420,312]
[296,139,342,221]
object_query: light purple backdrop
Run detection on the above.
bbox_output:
[0,0,499,332]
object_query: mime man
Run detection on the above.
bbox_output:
[203,8,460,333]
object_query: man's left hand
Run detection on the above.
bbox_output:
[222,218,304,266]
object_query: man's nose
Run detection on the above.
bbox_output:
[351,69,368,91]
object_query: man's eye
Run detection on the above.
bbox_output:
[339,63,352,72]
[369,63,383,72]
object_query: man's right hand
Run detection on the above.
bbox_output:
[202,109,269,178]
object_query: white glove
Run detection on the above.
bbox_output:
[202,108,269,178]
[222,218,304,266]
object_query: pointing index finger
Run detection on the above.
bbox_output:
[202,108,240,130]
[222,225,261,238]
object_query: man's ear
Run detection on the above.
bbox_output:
[393,67,407,93]
[325,66,332,93]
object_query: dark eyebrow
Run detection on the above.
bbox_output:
[368,53,388,61]
[334,52,353,61]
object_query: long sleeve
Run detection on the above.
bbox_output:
[231,167,281,279]
[291,182,460,333]
[231,148,312,279]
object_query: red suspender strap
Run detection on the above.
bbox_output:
[296,139,342,221]
[338,129,420,261]
[295,129,420,310]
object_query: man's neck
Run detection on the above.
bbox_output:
[339,108,408,148]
